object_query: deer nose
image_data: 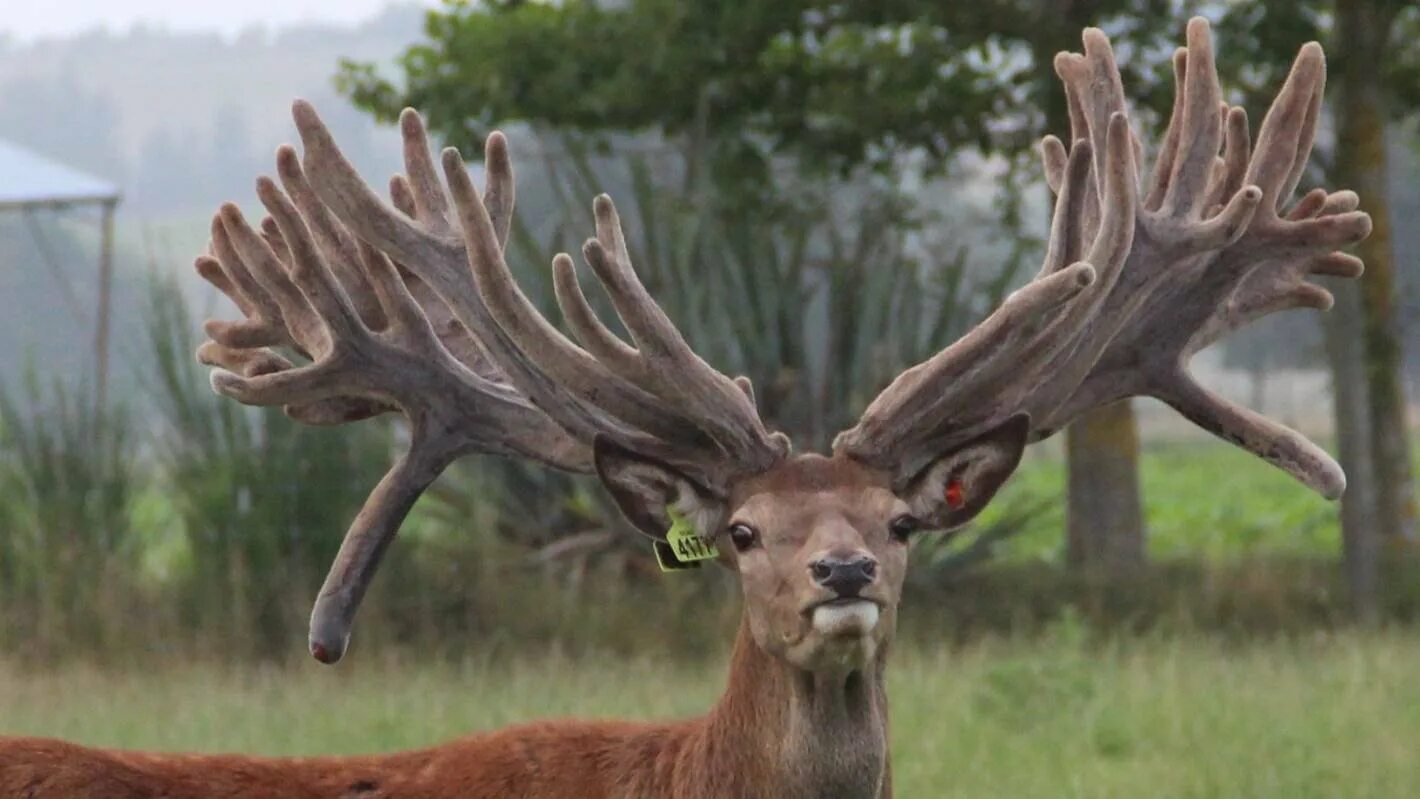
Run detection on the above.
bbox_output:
[810,555,877,597]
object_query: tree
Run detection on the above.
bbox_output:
[1217,0,1420,615]
[1335,0,1417,548]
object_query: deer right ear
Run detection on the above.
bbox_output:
[901,414,1030,531]
[593,437,725,542]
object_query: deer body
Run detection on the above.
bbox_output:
[2,617,890,799]
[0,18,1371,797]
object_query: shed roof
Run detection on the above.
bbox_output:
[0,138,120,210]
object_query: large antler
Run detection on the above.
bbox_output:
[836,18,1370,498]
[198,103,786,661]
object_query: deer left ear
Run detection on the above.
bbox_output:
[902,414,1030,530]
[592,436,726,542]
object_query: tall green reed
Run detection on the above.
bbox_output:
[0,373,136,652]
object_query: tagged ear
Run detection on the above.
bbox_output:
[592,436,725,542]
[903,414,1030,530]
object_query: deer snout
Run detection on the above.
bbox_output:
[809,554,877,597]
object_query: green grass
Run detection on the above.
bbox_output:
[5,631,1419,797]
[976,440,1341,562]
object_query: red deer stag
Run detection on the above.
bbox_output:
[1,18,1371,798]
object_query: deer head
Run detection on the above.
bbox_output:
[197,18,1368,676]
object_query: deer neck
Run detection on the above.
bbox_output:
[696,614,890,798]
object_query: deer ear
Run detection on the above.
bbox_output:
[593,436,725,542]
[902,414,1030,530]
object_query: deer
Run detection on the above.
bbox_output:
[1,18,1372,798]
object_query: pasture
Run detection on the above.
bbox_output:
[4,629,1418,797]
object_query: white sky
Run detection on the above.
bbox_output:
[3,0,433,42]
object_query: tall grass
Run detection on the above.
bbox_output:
[0,375,136,653]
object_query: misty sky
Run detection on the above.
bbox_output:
[5,0,433,41]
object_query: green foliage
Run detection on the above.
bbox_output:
[976,440,1342,563]
[1215,0,1420,119]
[0,375,136,650]
[338,0,1185,184]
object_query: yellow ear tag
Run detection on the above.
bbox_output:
[654,506,719,572]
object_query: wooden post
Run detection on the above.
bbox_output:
[94,199,116,409]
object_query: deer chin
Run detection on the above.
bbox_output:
[810,599,880,637]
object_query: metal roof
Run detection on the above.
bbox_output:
[0,138,120,210]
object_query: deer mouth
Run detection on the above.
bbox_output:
[807,598,881,637]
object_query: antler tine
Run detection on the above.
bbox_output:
[1161,19,1224,217]
[1145,47,1190,210]
[1279,56,1325,210]
[275,145,387,330]
[307,443,459,663]
[838,17,1371,498]
[1201,105,1251,214]
[482,131,516,249]
[292,100,465,299]
[397,109,455,238]
[438,147,700,446]
[1040,135,1068,195]
[1077,29,1129,178]
[440,145,787,480]
[1154,374,1346,497]
[551,252,647,381]
[1248,42,1327,214]
[1040,139,1094,275]
[581,197,781,465]
[204,216,290,350]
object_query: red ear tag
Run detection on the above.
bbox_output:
[945,478,966,510]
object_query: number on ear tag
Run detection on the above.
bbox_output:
[654,506,719,572]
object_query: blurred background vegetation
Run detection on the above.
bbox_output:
[0,0,1418,670]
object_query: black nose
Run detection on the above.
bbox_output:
[810,555,878,597]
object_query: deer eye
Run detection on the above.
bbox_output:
[889,514,920,543]
[727,523,759,552]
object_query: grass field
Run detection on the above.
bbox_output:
[4,630,1419,798]
[975,439,1342,562]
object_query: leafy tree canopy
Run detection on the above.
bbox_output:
[337,0,1188,187]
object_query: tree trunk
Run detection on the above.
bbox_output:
[1334,0,1415,546]
[1065,400,1146,575]
[1326,279,1380,621]
[1031,0,1146,576]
